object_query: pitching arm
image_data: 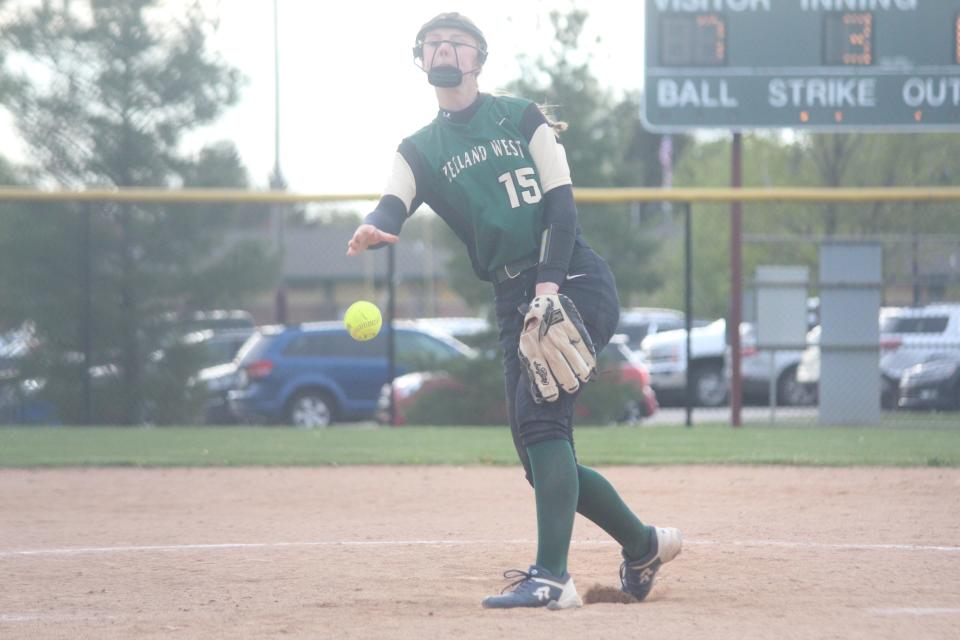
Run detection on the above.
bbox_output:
[359,151,419,249]
[521,103,579,287]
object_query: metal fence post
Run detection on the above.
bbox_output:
[80,204,93,425]
[387,243,396,427]
[684,201,693,428]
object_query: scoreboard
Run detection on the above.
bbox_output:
[642,0,960,131]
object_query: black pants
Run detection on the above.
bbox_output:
[493,242,621,484]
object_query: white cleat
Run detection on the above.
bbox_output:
[482,565,583,610]
[620,526,682,601]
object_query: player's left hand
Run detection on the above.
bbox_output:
[517,293,596,403]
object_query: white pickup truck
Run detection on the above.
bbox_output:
[641,319,808,406]
[641,319,729,406]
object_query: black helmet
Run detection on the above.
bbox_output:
[413,12,488,65]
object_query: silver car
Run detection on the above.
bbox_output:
[797,305,960,409]
[727,322,813,406]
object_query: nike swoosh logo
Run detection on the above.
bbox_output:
[565,274,586,280]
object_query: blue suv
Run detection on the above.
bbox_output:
[228,321,476,428]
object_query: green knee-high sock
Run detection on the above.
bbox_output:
[576,464,652,560]
[526,439,580,577]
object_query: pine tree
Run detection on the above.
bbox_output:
[0,1,277,423]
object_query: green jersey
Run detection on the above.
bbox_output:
[368,93,574,281]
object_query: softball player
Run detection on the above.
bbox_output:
[347,12,681,609]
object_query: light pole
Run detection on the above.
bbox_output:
[271,0,288,324]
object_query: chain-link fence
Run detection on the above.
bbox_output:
[699,193,959,428]
[2,187,960,427]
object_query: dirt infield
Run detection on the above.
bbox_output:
[2,465,959,639]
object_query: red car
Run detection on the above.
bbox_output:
[602,334,659,421]
[377,334,658,425]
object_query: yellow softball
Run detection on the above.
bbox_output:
[343,300,382,341]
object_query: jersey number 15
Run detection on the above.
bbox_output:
[498,168,542,209]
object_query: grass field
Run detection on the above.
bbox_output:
[2,423,959,467]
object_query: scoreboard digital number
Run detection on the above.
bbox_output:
[659,14,726,66]
[643,1,960,131]
[822,12,872,65]
[956,11,960,64]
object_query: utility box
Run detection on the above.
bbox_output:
[754,266,809,421]
[818,244,883,425]
[755,266,809,350]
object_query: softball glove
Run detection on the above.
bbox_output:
[518,293,597,403]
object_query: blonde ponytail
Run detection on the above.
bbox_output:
[538,104,569,134]
[490,89,570,133]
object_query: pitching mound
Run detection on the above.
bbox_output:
[582,584,637,604]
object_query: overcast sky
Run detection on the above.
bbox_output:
[0,1,645,193]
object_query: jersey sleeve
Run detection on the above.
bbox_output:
[523,110,573,193]
[383,151,417,212]
[519,103,579,286]
[362,147,420,240]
